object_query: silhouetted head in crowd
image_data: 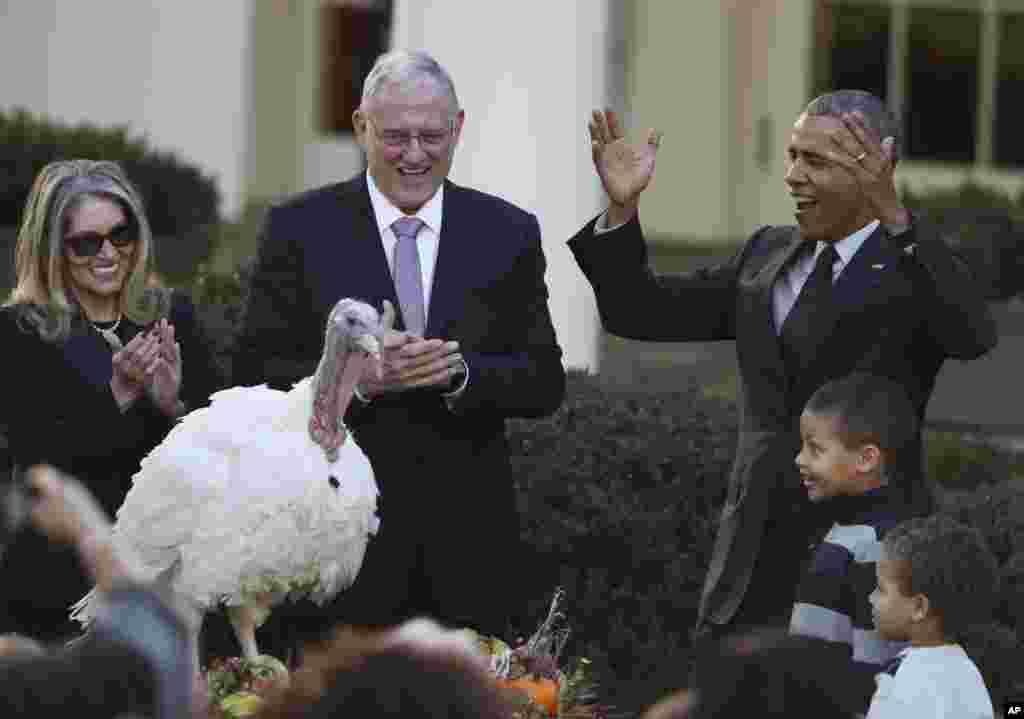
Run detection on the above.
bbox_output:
[255,618,513,719]
[0,634,158,718]
[0,633,45,660]
[649,629,858,718]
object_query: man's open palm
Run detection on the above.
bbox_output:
[589,109,662,207]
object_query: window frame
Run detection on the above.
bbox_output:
[815,0,1010,167]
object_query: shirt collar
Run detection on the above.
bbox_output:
[366,171,444,236]
[818,219,880,265]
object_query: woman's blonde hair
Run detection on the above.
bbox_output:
[6,159,168,341]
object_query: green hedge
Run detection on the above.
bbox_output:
[0,107,221,286]
[505,371,737,712]
[927,430,1024,489]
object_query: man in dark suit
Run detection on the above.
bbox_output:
[568,91,997,642]
[233,50,564,641]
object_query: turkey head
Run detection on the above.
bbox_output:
[309,299,382,461]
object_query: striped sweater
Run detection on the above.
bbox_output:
[789,487,912,710]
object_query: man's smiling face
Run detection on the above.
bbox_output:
[784,113,875,243]
[354,77,464,214]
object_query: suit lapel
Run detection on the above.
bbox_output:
[425,180,468,338]
[749,229,804,375]
[784,224,891,369]
[334,176,405,325]
[832,223,891,310]
[805,224,901,374]
[739,223,899,396]
[756,231,805,331]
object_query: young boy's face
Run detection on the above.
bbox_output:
[795,410,871,502]
[869,556,919,641]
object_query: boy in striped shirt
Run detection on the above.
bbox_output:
[789,372,920,713]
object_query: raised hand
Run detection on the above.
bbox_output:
[24,465,132,593]
[589,109,663,221]
[826,111,909,230]
[25,465,111,549]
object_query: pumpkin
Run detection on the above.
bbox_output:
[497,676,560,716]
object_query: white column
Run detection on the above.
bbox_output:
[976,0,1000,167]
[391,0,612,371]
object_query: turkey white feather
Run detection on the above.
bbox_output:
[71,297,384,664]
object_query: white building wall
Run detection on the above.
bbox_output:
[0,0,251,218]
[627,3,738,241]
[391,0,611,371]
[733,0,815,235]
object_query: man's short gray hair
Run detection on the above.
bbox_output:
[805,90,902,164]
[361,50,460,113]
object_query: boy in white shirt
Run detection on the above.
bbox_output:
[866,514,996,719]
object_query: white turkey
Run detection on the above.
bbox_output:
[71,297,385,665]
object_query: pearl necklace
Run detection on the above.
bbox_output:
[90,315,124,351]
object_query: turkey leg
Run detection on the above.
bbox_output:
[227,601,274,659]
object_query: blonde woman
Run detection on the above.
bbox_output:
[0,160,224,642]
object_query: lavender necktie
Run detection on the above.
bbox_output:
[392,216,426,336]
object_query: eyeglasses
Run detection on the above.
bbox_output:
[64,222,137,258]
[367,117,454,151]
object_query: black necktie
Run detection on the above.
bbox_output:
[780,243,839,372]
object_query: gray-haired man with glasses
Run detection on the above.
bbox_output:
[234,50,565,651]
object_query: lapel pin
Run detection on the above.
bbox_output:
[872,263,885,270]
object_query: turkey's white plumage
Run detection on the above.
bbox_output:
[71,298,383,661]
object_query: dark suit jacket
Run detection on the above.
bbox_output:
[569,214,997,627]
[233,174,565,631]
[0,292,225,638]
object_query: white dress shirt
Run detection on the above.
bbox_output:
[361,172,467,404]
[366,171,443,318]
[772,220,879,333]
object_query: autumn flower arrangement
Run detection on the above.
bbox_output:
[464,588,607,718]
[203,654,290,718]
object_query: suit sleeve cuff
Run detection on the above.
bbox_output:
[353,384,372,405]
[442,357,469,411]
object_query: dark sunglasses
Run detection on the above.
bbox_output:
[64,222,137,258]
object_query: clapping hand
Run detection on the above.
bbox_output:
[143,319,184,417]
[110,330,161,410]
[589,109,663,225]
[357,300,465,398]
[109,319,183,416]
